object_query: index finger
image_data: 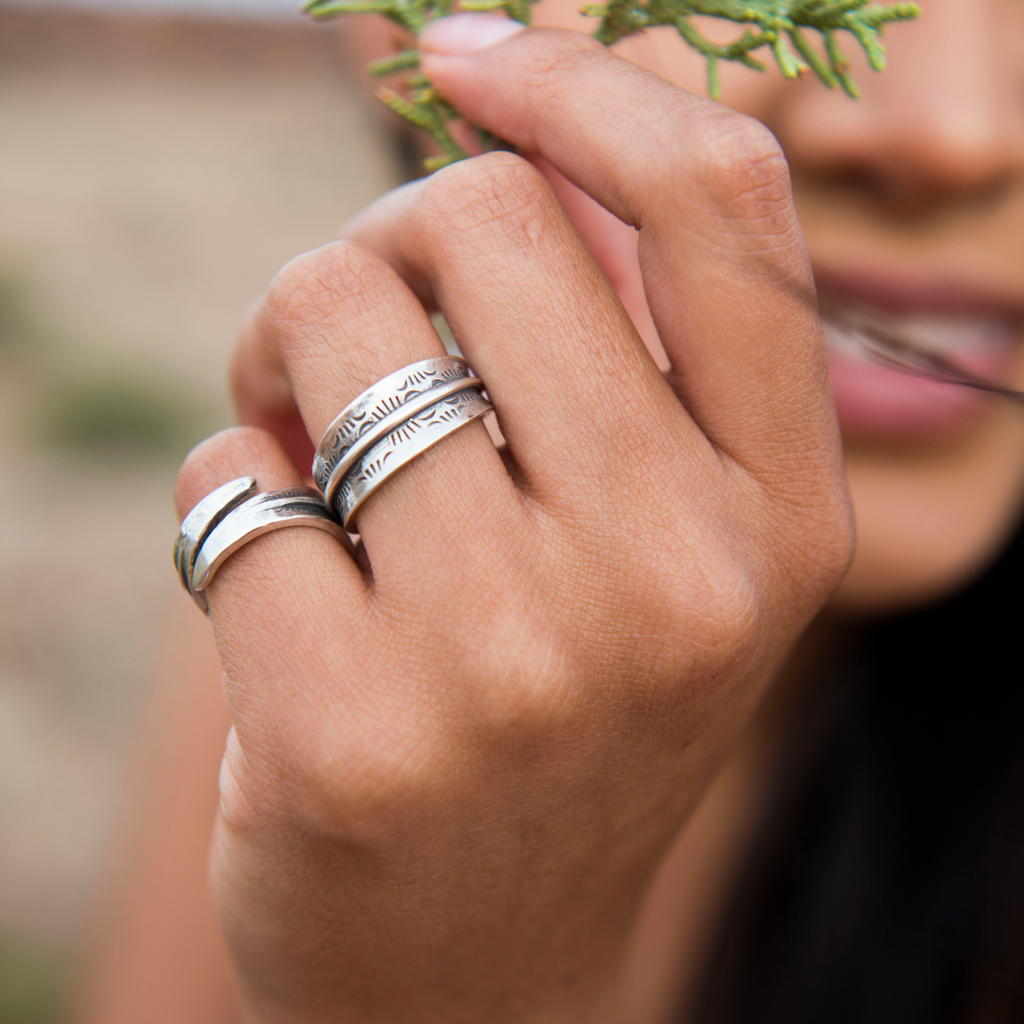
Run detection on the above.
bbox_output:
[420,21,838,489]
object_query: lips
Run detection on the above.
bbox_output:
[815,268,1022,439]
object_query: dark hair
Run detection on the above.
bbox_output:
[692,519,1024,1024]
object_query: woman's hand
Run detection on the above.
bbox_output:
[175,21,853,1023]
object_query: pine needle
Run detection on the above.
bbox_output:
[302,0,919,167]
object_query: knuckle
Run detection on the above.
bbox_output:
[174,426,268,518]
[258,686,455,844]
[471,630,581,736]
[680,112,795,236]
[673,551,761,669]
[420,152,556,255]
[260,240,390,350]
[607,515,763,684]
[761,451,857,610]
[216,726,270,835]
[789,491,857,605]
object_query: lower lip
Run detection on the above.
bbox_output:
[825,348,1002,438]
[823,317,1021,439]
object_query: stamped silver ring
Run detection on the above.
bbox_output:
[321,373,484,514]
[189,487,346,605]
[174,476,258,613]
[312,356,480,505]
[334,387,493,531]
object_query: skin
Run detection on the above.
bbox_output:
[184,28,856,1023]
[523,0,1024,613]
[74,2,1024,1021]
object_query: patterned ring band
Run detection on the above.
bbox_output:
[312,356,478,499]
[174,476,258,614]
[322,373,482,514]
[334,387,493,531]
[177,485,346,612]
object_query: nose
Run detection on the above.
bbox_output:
[768,0,1024,212]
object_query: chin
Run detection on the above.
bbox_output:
[828,551,982,618]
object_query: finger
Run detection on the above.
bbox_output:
[175,426,365,648]
[228,323,317,481]
[229,242,519,577]
[340,151,700,504]
[420,20,835,486]
[527,155,667,373]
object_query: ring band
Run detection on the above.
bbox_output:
[174,481,345,612]
[322,374,482,514]
[191,487,346,599]
[174,476,258,613]
[333,387,493,531]
[313,356,478,501]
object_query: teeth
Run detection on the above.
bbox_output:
[821,316,873,359]
[822,305,1015,362]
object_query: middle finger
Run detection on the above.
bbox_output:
[340,151,702,506]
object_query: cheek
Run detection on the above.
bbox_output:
[830,414,1024,614]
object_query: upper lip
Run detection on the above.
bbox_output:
[812,263,1024,324]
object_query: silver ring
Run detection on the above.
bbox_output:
[190,487,346,603]
[322,374,482,514]
[174,476,258,614]
[334,387,493,531]
[312,356,480,507]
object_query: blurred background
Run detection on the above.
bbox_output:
[0,0,402,1016]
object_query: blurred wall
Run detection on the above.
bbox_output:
[0,5,400,1017]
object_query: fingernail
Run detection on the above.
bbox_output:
[420,13,526,55]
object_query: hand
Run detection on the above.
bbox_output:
[175,22,852,1023]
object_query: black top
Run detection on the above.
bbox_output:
[692,521,1024,1024]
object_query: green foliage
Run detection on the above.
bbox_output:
[585,0,920,98]
[0,936,62,1024]
[38,366,214,463]
[303,0,918,167]
[0,275,37,350]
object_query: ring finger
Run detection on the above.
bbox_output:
[230,239,521,583]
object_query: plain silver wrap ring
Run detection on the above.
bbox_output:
[174,476,258,614]
[175,481,346,613]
